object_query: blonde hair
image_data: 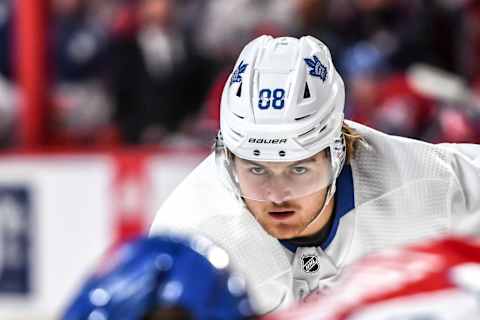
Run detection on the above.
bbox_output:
[342,121,363,163]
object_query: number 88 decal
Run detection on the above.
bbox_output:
[258,88,285,110]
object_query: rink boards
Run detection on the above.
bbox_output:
[0,149,206,320]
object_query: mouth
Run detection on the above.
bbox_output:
[268,210,295,220]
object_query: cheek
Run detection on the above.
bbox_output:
[301,192,327,214]
[243,199,264,216]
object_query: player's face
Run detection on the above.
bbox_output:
[235,152,335,239]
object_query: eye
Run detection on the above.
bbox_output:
[291,166,308,175]
[249,167,266,175]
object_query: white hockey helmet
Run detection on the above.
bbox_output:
[216,35,346,202]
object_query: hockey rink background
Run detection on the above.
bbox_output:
[0,149,206,319]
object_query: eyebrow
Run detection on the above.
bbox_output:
[238,159,264,167]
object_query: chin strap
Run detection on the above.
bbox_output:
[295,181,336,238]
[296,132,345,237]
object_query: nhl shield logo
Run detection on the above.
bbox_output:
[302,255,319,273]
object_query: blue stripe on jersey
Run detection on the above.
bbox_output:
[279,164,355,252]
[320,164,354,249]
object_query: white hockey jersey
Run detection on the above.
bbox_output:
[149,121,480,314]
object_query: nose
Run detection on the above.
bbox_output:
[266,180,292,204]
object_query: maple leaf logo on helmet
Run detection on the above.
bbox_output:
[230,60,248,86]
[304,55,328,81]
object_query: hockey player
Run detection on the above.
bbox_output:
[62,235,254,320]
[150,35,480,313]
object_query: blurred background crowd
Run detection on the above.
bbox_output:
[1,0,480,150]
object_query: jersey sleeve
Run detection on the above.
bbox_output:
[443,143,480,236]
